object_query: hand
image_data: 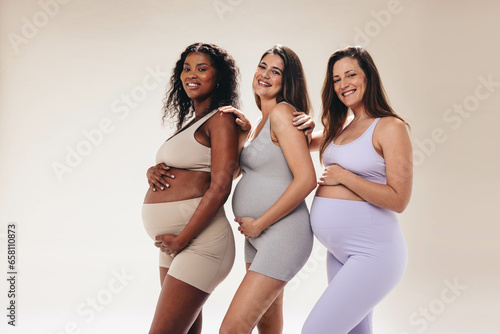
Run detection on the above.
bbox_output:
[318,164,345,186]
[147,163,175,191]
[154,234,187,257]
[219,106,251,131]
[235,217,263,239]
[292,111,315,136]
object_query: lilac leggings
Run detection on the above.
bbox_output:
[302,197,407,334]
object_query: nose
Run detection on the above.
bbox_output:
[339,78,349,90]
[187,72,197,79]
[261,69,270,79]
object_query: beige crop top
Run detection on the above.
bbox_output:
[155,109,218,172]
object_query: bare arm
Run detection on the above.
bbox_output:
[237,104,317,238]
[319,117,413,213]
[156,111,238,251]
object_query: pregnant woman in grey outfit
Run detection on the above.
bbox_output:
[219,45,316,334]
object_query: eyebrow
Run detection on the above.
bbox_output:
[183,62,209,66]
[333,70,355,77]
[260,61,283,73]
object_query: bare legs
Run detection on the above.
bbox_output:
[220,263,287,334]
[149,267,209,334]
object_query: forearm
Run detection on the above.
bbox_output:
[256,178,316,230]
[309,131,323,152]
[341,171,410,213]
[176,186,230,245]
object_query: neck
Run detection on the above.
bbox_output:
[259,97,278,117]
[193,98,212,117]
[350,105,368,120]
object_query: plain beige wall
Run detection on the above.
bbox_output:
[1,0,499,333]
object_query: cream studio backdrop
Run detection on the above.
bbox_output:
[0,0,499,333]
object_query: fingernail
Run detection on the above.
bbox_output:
[153,189,156,192]
[160,187,164,190]
[166,184,170,188]
[171,175,175,179]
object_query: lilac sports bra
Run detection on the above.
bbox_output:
[155,110,218,172]
[322,118,386,184]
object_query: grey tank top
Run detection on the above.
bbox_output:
[232,112,296,219]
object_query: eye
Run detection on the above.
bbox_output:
[258,65,266,70]
[198,68,207,72]
[272,70,281,75]
[348,73,356,78]
[183,67,190,72]
[333,78,340,84]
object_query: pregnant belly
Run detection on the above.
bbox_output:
[232,174,289,218]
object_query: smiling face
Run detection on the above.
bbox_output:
[332,57,367,112]
[253,53,284,101]
[180,52,217,103]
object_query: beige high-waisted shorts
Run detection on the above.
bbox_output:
[142,197,235,293]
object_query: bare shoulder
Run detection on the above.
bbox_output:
[375,116,410,146]
[377,116,408,134]
[207,110,237,129]
[270,103,295,123]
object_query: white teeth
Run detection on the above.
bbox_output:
[343,90,355,96]
[259,80,271,87]
[187,83,199,87]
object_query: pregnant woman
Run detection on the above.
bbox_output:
[142,43,239,334]
[301,46,413,333]
[220,45,317,334]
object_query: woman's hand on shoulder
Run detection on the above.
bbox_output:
[219,106,251,131]
[292,111,315,136]
[147,163,175,191]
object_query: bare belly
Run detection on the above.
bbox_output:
[315,184,365,201]
[143,168,211,204]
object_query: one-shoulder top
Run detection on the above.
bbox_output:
[322,118,386,184]
[155,110,218,172]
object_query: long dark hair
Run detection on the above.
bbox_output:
[254,45,311,115]
[162,43,240,130]
[319,46,408,159]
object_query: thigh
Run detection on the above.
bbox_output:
[326,251,343,283]
[150,274,209,334]
[169,212,235,294]
[221,270,287,333]
[303,254,402,334]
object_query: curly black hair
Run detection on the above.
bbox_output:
[162,43,240,130]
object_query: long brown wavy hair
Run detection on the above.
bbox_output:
[254,45,311,115]
[319,46,408,160]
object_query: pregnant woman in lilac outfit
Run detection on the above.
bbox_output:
[301,46,413,334]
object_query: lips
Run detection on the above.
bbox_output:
[258,80,271,87]
[186,82,201,89]
[342,89,356,97]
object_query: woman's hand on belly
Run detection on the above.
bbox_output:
[147,163,175,191]
[143,168,211,204]
[154,233,187,257]
[317,164,346,186]
[235,217,264,239]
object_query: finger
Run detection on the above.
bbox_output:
[149,182,157,192]
[157,169,175,179]
[158,163,170,170]
[154,179,170,190]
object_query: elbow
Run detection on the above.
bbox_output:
[393,198,410,214]
[304,175,318,195]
